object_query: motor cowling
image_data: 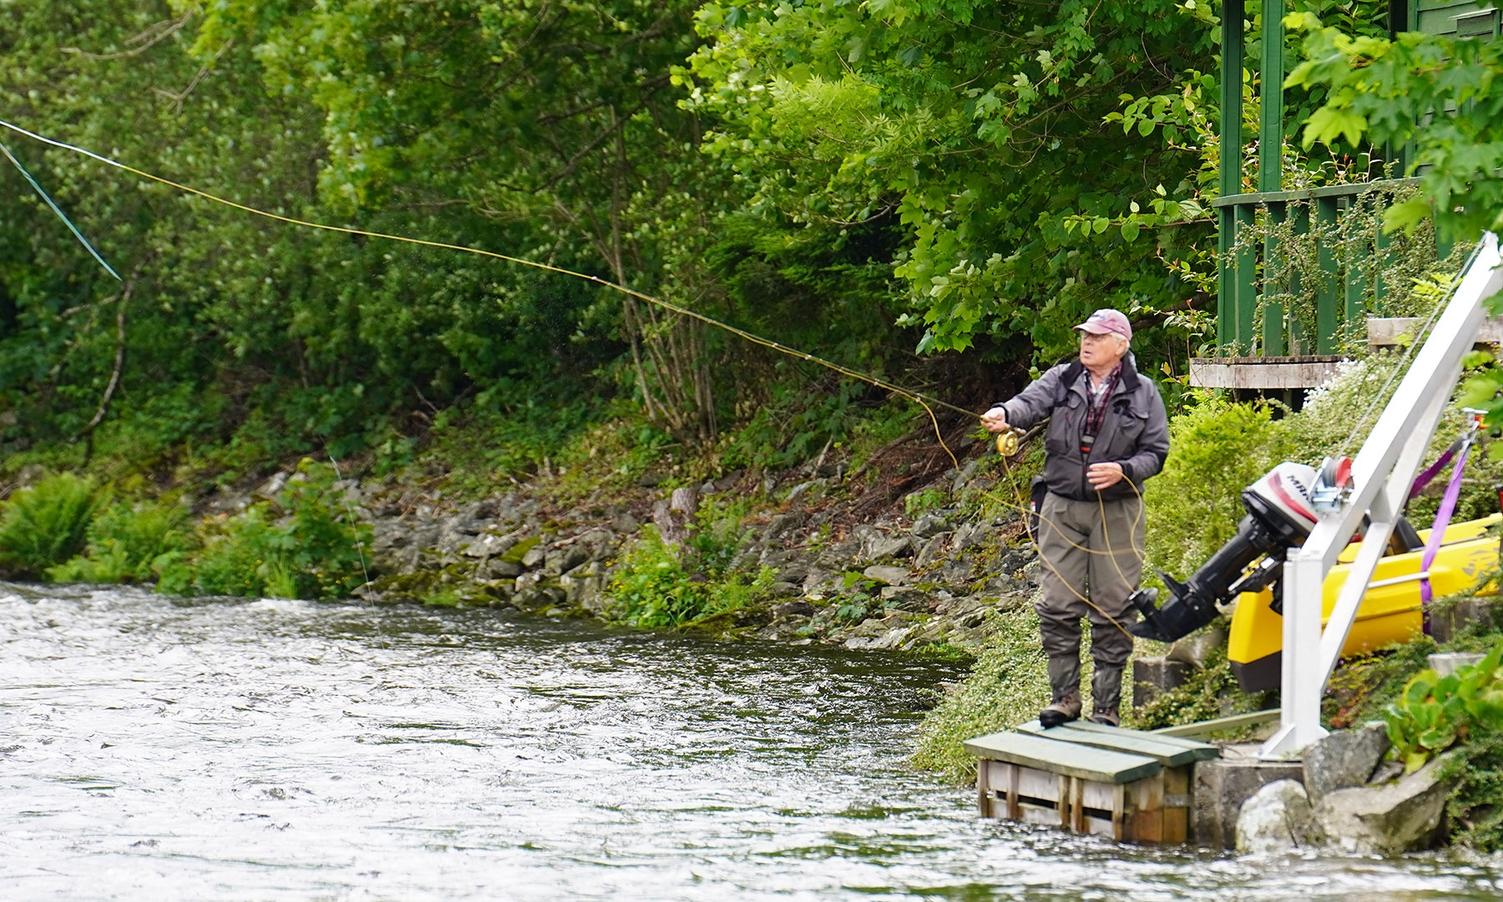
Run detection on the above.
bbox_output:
[1128,462,1317,642]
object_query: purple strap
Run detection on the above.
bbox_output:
[1410,441,1459,499]
[1419,436,1474,624]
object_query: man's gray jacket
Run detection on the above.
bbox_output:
[998,355,1169,502]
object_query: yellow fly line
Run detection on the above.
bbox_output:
[0,116,970,467]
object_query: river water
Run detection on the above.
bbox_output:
[2,583,1499,900]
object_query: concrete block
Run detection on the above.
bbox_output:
[1192,752,1305,849]
[1132,656,1192,710]
[1429,652,1486,677]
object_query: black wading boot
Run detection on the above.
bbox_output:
[1039,692,1082,728]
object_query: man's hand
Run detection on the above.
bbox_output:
[1087,462,1125,491]
[980,406,1009,433]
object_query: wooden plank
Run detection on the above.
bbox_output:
[1016,766,1061,803]
[1188,358,1343,389]
[965,730,1161,784]
[1016,721,1219,766]
[1044,719,1221,754]
[1370,314,1503,347]
[1152,708,1280,738]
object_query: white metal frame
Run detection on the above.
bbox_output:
[1262,232,1503,759]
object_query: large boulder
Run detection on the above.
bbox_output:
[1312,752,1457,854]
[1302,723,1390,803]
[1236,779,1320,855]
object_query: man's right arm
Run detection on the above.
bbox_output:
[992,364,1066,431]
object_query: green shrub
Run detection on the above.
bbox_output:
[1144,395,1297,583]
[1128,642,1268,731]
[0,473,99,577]
[157,459,371,599]
[48,499,191,584]
[1386,639,1503,773]
[606,499,774,630]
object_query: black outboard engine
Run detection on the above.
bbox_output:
[1128,462,1319,641]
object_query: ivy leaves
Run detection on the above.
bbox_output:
[1285,13,1503,242]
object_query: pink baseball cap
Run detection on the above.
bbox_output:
[1074,308,1132,341]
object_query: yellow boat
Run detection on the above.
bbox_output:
[1227,513,1501,691]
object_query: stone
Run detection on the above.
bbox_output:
[1236,780,1319,854]
[1192,754,1306,849]
[879,586,929,612]
[1167,623,1228,670]
[911,511,951,540]
[865,535,914,561]
[775,601,815,619]
[764,512,808,540]
[862,565,911,586]
[1131,656,1191,710]
[1427,598,1503,644]
[521,544,547,569]
[481,558,523,579]
[951,457,988,495]
[914,533,952,570]
[1429,652,1486,677]
[254,471,289,499]
[1312,752,1457,854]
[1302,723,1390,802]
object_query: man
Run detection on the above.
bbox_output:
[981,309,1169,727]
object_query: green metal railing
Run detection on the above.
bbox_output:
[1211,177,1435,355]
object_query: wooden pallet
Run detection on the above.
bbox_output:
[964,722,1219,844]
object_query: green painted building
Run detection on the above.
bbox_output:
[1194,0,1497,388]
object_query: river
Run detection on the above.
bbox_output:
[2,583,1499,900]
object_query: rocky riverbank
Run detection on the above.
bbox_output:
[268,443,1042,656]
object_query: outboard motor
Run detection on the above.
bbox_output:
[1128,462,1319,641]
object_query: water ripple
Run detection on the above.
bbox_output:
[2,582,1500,900]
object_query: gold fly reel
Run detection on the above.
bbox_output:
[995,430,1020,457]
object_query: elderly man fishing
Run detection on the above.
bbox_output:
[981,309,1169,728]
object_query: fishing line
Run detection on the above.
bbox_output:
[0,138,120,280]
[0,116,966,467]
[4,116,1152,637]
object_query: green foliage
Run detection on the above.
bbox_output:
[1129,641,1267,731]
[157,460,371,600]
[48,499,191,584]
[1438,730,1503,852]
[1144,395,1297,583]
[685,0,1219,365]
[605,525,775,629]
[1386,640,1503,774]
[1285,14,1503,244]
[0,473,99,577]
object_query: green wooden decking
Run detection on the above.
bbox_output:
[965,724,1218,784]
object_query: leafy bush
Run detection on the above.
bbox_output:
[1144,395,1297,583]
[1386,639,1503,773]
[605,526,774,628]
[0,473,99,577]
[158,460,371,599]
[48,499,191,584]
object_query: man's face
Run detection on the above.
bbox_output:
[1077,330,1127,369]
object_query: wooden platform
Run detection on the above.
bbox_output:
[965,722,1219,844]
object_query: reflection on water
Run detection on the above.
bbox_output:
[1,583,1499,900]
